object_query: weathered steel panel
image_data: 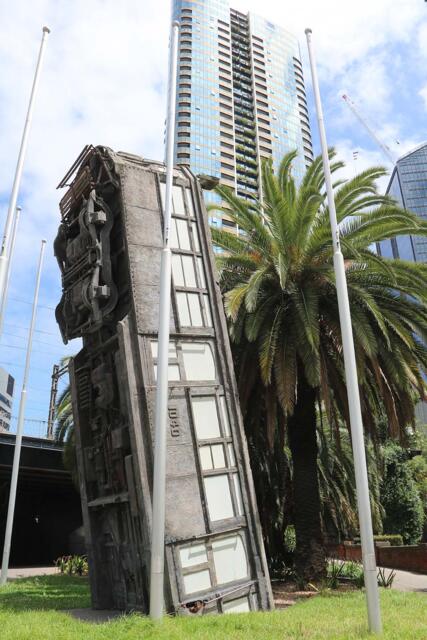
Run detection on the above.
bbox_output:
[55,146,273,615]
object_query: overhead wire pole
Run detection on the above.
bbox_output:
[305,29,382,634]
[0,206,21,337]
[149,19,179,621]
[0,27,50,323]
[0,239,46,586]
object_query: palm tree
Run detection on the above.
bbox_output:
[210,150,427,580]
[54,358,77,486]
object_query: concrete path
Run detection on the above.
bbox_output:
[7,566,58,579]
[388,568,427,593]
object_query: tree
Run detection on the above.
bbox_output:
[317,424,383,543]
[381,442,424,544]
[210,150,427,580]
[407,431,427,541]
[54,359,78,487]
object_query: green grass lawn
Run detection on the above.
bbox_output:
[0,575,425,639]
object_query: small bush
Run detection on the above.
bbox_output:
[327,560,365,589]
[284,526,296,554]
[377,567,396,588]
[327,559,345,589]
[341,561,363,580]
[354,534,404,546]
[55,555,88,576]
[374,534,404,546]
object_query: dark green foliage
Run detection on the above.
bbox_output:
[318,426,383,542]
[407,432,427,540]
[212,149,427,580]
[380,443,424,544]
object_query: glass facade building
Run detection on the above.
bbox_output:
[378,143,427,262]
[0,366,14,432]
[377,143,427,425]
[172,0,313,231]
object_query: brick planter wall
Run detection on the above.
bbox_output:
[328,543,427,574]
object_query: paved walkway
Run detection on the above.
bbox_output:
[389,568,427,593]
[7,566,58,579]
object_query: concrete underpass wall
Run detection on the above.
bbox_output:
[0,435,83,567]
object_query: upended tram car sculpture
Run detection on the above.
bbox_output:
[54,145,273,615]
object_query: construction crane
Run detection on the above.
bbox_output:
[342,94,397,165]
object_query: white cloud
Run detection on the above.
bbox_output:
[419,85,427,110]
[232,0,424,77]
[0,0,426,427]
[417,21,427,58]
[332,138,391,193]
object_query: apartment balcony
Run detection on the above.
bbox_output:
[235,138,256,151]
[236,154,258,167]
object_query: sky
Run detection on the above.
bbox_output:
[0,0,426,436]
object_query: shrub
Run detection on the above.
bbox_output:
[341,561,363,579]
[327,560,365,589]
[380,444,424,544]
[377,567,396,588]
[55,555,88,576]
[284,525,296,554]
[374,534,404,546]
[354,534,403,546]
[327,559,344,589]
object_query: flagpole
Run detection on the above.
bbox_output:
[0,239,46,585]
[0,206,22,336]
[305,28,382,634]
[0,27,50,319]
[149,19,179,621]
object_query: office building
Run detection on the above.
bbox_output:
[377,143,427,426]
[172,0,313,230]
[378,143,427,262]
[0,366,14,432]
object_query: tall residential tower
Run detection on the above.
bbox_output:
[172,0,313,230]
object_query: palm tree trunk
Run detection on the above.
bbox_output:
[288,369,326,582]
